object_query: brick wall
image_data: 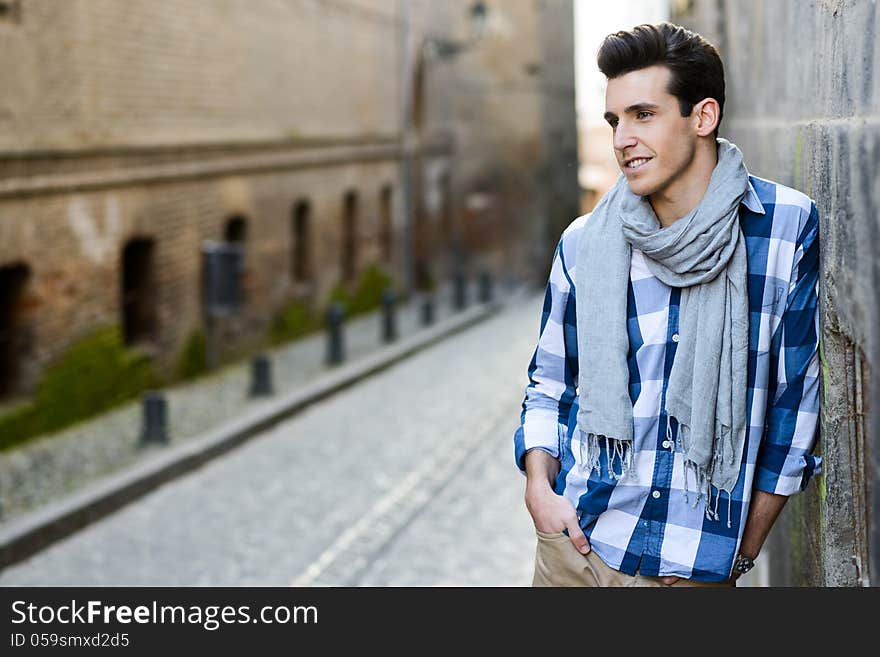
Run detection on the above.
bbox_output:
[0,0,399,151]
[0,0,579,408]
[0,154,404,388]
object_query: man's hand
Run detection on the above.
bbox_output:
[523,449,590,555]
[525,485,591,554]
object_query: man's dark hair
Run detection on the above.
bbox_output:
[597,22,725,135]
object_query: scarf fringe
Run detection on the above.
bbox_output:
[577,420,735,527]
[680,461,734,528]
[578,430,636,482]
[674,418,735,528]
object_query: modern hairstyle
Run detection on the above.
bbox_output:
[597,22,725,135]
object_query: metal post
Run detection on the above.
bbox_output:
[420,292,434,326]
[382,288,398,343]
[325,302,346,365]
[453,270,467,311]
[140,391,169,445]
[478,269,493,303]
[249,354,273,397]
[205,314,218,371]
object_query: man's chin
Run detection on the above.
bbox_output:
[625,179,655,197]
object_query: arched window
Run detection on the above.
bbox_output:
[121,238,158,346]
[379,185,393,264]
[0,262,31,399]
[342,191,358,282]
[224,216,247,243]
[222,215,248,305]
[291,200,311,283]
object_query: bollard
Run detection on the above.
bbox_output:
[453,270,467,311]
[420,293,434,326]
[478,269,493,304]
[381,287,398,343]
[140,391,169,445]
[249,354,274,397]
[325,302,346,365]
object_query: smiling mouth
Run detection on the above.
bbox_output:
[624,157,653,171]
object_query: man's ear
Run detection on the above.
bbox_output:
[693,98,720,137]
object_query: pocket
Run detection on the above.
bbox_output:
[761,284,786,312]
[533,529,599,586]
[535,529,568,540]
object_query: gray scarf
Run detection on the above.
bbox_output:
[575,138,750,526]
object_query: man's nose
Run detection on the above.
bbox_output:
[613,123,638,153]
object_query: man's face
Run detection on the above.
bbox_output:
[604,65,699,198]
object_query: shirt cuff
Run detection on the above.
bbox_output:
[754,451,823,496]
[514,411,564,474]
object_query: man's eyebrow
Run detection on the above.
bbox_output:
[603,103,661,122]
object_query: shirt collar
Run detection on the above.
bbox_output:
[741,178,765,215]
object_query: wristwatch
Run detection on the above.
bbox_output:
[732,552,756,575]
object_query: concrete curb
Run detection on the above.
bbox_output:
[0,300,501,571]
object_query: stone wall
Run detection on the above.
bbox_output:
[675,0,879,586]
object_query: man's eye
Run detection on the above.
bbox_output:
[637,111,652,119]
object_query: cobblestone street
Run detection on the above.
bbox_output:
[0,290,544,586]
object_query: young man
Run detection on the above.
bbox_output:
[513,22,821,587]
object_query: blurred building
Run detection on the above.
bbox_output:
[677,0,880,586]
[0,0,578,403]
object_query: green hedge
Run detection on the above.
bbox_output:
[0,264,401,451]
[0,326,155,452]
[175,329,208,381]
[270,299,321,346]
[326,264,398,318]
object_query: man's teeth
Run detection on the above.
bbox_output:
[627,158,651,169]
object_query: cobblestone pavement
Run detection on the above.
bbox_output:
[0,279,495,523]
[0,287,543,586]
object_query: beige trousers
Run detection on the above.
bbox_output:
[532,530,734,587]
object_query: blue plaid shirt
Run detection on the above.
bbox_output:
[514,175,822,582]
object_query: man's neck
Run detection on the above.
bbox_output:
[649,142,718,228]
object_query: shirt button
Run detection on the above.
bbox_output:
[671,333,680,343]
[662,440,672,449]
[652,490,661,499]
